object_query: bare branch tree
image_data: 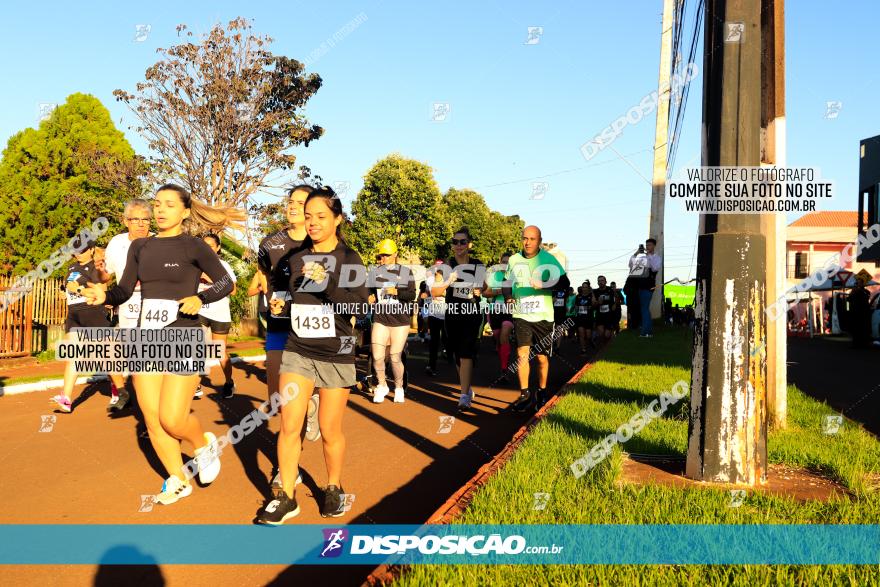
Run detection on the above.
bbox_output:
[113,17,323,208]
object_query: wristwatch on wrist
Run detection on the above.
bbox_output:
[196,292,208,304]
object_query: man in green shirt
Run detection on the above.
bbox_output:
[502,225,570,411]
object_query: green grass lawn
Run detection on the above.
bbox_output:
[396,326,880,586]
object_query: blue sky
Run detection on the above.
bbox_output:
[2,1,877,286]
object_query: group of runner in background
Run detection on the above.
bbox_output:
[46,183,649,525]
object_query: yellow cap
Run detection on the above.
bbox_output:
[377,239,398,256]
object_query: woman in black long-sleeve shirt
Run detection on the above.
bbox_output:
[257,188,370,525]
[83,184,243,506]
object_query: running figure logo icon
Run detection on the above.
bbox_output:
[724,22,745,43]
[824,101,843,120]
[338,336,356,354]
[437,416,455,434]
[431,102,451,122]
[39,415,56,433]
[332,181,351,198]
[138,495,156,513]
[320,528,348,558]
[822,415,843,435]
[533,492,550,511]
[134,24,151,42]
[728,489,746,508]
[524,26,543,45]
[530,182,548,200]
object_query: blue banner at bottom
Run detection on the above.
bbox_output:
[1,525,879,565]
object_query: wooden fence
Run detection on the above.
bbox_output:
[1,275,261,355]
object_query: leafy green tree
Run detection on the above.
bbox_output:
[437,187,523,263]
[349,154,444,262]
[0,93,145,276]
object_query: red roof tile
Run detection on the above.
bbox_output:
[789,211,867,228]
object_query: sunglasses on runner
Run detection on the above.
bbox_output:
[450,238,469,245]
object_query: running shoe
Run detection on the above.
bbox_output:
[393,387,405,403]
[457,387,474,410]
[256,492,300,526]
[535,388,548,410]
[156,475,192,506]
[373,383,389,404]
[511,390,534,412]
[194,385,204,399]
[194,432,221,485]
[271,470,303,493]
[305,394,321,441]
[50,394,71,413]
[321,485,347,518]
[107,382,120,410]
[425,365,438,377]
[221,382,235,399]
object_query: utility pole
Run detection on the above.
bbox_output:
[761,0,787,428]
[648,0,675,321]
[686,0,768,485]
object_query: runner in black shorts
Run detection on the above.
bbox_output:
[484,253,514,383]
[83,184,244,506]
[592,275,617,340]
[574,283,594,354]
[196,233,237,399]
[50,241,111,413]
[610,281,624,334]
[431,227,485,410]
[257,188,370,525]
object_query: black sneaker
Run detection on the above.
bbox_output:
[321,485,346,518]
[256,492,300,526]
[221,382,235,399]
[425,366,438,377]
[511,390,534,412]
[535,389,548,410]
[109,389,130,412]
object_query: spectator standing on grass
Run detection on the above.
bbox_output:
[628,238,662,338]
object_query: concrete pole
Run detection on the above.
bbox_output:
[760,0,787,428]
[686,0,768,485]
[649,0,675,320]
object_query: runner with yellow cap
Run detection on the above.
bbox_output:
[368,238,416,403]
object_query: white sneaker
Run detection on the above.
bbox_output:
[271,470,303,491]
[373,384,389,403]
[393,387,405,403]
[458,387,474,409]
[156,475,192,505]
[194,432,221,485]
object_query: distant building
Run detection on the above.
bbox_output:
[787,211,879,335]
[787,211,877,288]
